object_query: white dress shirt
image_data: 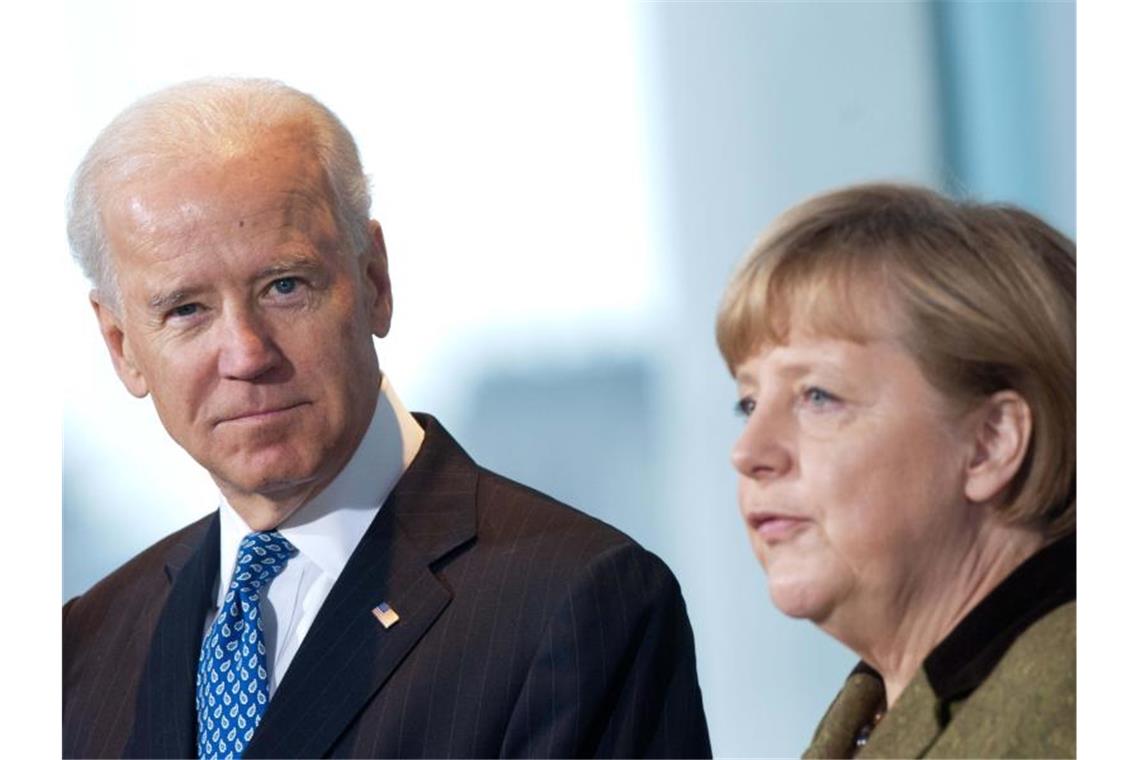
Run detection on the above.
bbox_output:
[207,375,424,696]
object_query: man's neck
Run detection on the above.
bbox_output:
[215,433,365,532]
[218,474,332,531]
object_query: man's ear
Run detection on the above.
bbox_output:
[361,220,393,338]
[963,390,1032,504]
[91,294,149,398]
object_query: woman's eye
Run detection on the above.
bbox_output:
[802,386,840,409]
[734,397,756,418]
[271,277,298,295]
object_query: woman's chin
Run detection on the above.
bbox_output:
[767,577,834,622]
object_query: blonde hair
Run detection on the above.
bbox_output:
[716,183,1075,537]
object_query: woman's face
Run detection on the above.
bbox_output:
[732,329,979,633]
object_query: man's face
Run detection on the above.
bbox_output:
[95,131,392,525]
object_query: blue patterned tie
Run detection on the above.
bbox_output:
[196,531,297,759]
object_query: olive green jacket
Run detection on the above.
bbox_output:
[804,535,1076,759]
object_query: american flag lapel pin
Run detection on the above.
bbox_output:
[372,601,400,629]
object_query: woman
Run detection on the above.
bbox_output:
[716,184,1075,758]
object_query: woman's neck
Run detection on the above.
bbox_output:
[831,522,1045,708]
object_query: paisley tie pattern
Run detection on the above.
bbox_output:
[196,531,297,759]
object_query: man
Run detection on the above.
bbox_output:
[62,78,710,759]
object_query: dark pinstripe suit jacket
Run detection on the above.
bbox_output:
[62,415,711,758]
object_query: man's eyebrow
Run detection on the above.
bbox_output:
[147,288,201,313]
[253,257,325,281]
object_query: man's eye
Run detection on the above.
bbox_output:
[734,397,756,418]
[271,277,299,295]
[170,303,199,318]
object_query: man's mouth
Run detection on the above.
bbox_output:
[217,401,309,425]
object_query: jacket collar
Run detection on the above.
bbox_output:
[923,531,1076,700]
[381,413,479,564]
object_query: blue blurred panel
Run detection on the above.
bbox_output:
[933,0,1075,233]
[451,357,664,554]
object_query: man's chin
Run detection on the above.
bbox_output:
[210,464,322,516]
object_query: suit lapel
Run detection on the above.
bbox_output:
[246,416,478,759]
[124,514,220,758]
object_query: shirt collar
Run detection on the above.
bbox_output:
[216,375,424,606]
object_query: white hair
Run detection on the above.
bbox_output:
[67,77,373,306]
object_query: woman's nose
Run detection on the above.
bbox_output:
[731,405,794,480]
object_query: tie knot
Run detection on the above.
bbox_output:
[230,531,297,596]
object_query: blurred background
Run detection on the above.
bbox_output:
[60,2,1073,755]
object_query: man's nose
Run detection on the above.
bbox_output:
[217,309,282,381]
[730,403,794,481]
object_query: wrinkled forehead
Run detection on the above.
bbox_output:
[102,134,335,255]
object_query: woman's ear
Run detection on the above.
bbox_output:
[963,390,1033,504]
